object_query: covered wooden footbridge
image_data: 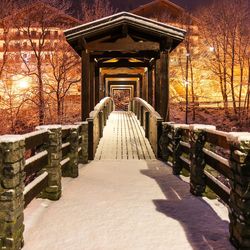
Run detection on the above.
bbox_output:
[2,12,250,250]
[64,12,185,160]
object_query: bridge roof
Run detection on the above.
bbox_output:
[64,12,186,54]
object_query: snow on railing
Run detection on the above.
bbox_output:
[87,97,114,160]
[129,97,163,157]
[159,122,250,249]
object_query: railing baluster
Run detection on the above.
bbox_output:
[227,133,250,249]
[0,135,25,250]
[36,125,62,200]
[189,125,216,196]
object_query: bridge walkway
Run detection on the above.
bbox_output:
[95,111,155,160]
[23,112,233,250]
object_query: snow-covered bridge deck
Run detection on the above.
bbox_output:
[23,111,233,250]
[95,111,155,160]
[23,161,232,250]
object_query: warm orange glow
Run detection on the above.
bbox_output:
[18,80,29,89]
[12,75,31,90]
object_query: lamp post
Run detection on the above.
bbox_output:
[185,52,190,124]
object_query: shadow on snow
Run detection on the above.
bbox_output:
[141,162,235,250]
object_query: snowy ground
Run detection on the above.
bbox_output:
[170,104,250,132]
[23,160,234,250]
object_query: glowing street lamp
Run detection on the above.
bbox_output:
[18,79,29,89]
[209,46,215,52]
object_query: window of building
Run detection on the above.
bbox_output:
[31,30,36,37]
[15,42,20,49]
[23,42,28,49]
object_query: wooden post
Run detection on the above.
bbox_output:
[95,65,100,105]
[160,50,169,121]
[87,118,94,160]
[155,58,161,116]
[99,111,104,138]
[156,119,163,158]
[82,50,90,121]
[142,70,148,101]
[140,106,144,126]
[159,122,175,161]
[90,60,95,112]
[148,65,153,105]
[145,111,150,138]
[171,124,185,175]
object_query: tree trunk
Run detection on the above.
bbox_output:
[37,59,45,125]
[189,56,195,121]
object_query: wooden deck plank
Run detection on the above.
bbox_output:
[95,111,155,160]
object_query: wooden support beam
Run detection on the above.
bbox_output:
[81,50,90,121]
[87,36,159,52]
[142,70,148,101]
[100,74,105,99]
[103,73,142,79]
[155,58,161,115]
[148,65,153,105]
[91,51,159,59]
[98,62,148,68]
[90,60,95,111]
[152,67,156,108]
[95,66,100,105]
[160,50,169,121]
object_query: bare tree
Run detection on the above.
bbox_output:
[0,78,32,133]
[46,34,81,123]
[12,0,78,125]
[198,0,250,117]
[81,0,115,23]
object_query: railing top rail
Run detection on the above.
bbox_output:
[133,97,162,120]
[89,97,112,119]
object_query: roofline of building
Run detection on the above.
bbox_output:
[131,0,185,14]
[2,1,82,26]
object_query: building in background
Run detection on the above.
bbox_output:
[131,0,235,106]
[0,2,82,131]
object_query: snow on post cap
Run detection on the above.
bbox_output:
[36,125,62,131]
[227,132,250,144]
[172,124,189,129]
[62,125,80,130]
[189,124,216,131]
[0,134,24,143]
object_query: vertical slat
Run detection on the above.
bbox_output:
[87,118,94,160]
[81,50,90,121]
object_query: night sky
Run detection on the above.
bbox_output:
[109,0,214,11]
[78,0,218,11]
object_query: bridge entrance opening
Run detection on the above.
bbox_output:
[113,88,130,111]
[109,83,134,111]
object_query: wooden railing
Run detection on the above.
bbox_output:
[23,130,49,207]
[0,122,88,249]
[159,122,250,249]
[129,97,163,157]
[87,97,114,160]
